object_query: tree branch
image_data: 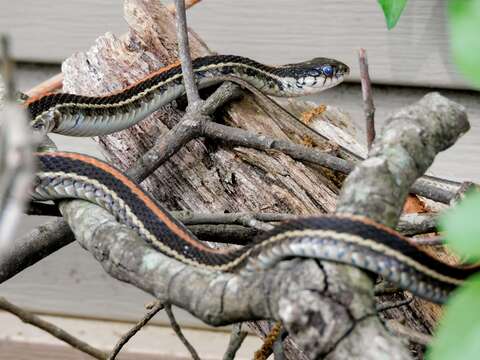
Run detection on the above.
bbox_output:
[107,300,164,360]
[0,218,74,283]
[126,82,242,183]
[223,323,248,360]
[336,93,469,224]
[165,304,201,360]
[358,48,375,150]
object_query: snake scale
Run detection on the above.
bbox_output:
[26,55,475,304]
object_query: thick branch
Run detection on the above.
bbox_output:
[336,93,469,225]
[0,218,74,283]
[56,92,468,360]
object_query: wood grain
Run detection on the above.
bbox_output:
[0,0,473,89]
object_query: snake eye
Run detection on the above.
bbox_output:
[321,65,334,77]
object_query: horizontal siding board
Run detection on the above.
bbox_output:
[0,312,261,359]
[0,0,473,89]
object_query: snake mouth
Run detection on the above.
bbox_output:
[286,73,347,96]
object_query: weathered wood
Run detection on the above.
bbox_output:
[1,0,473,89]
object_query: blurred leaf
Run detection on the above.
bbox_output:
[448,0,480,88]
[439,191,480,261]
[377,0,408,29]
[427,274,480,359]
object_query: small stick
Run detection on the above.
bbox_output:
[126,82,241,183]
[384,320,433,346]
[107,300,164,359]
[167,0,202,13]
[174,0,201,106]
[223,323,248,360]
[374,282,402,296]
[175,211,298,225]
[376,296,413,312]
[164,304,201,360]
[273,327,287,360]
[0,297,108,359]
[410,235,444,246]
[358,48,376,150]
[0,34,15,100]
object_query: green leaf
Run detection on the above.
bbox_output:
[427,274,480,360]
[439,191,480,261]
[448,0,480,88]
[377,0,408,29]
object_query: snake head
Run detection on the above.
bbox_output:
[279,58,350,96]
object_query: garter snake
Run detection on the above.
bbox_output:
[31,151,477,304]
[25,55,474,304]
[25,55,349,136]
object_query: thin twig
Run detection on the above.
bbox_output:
[164,304,201,360]
[273,327,287,360]
[203,121,354,173]
[167,0,202,13]
[127,81,241,183]
[108,300,164,360]
[174,0,201,106]
[374,282,402,296]
[376,296,413,312]
[174,210,297,225]
[126,112,204,182]
[0,34,15,100]
[410,235,444,246]
[223,323,248,360]
[358,48,375,150]
[384,320,433,346]
[396,212,437,236]
[189,224,258,245]
[0,297,108,359]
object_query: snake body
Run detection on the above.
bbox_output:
[26,55,349,136]
[31,152,477,304]
[26,55,474,304]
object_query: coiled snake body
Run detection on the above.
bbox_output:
[27,55,473,304]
